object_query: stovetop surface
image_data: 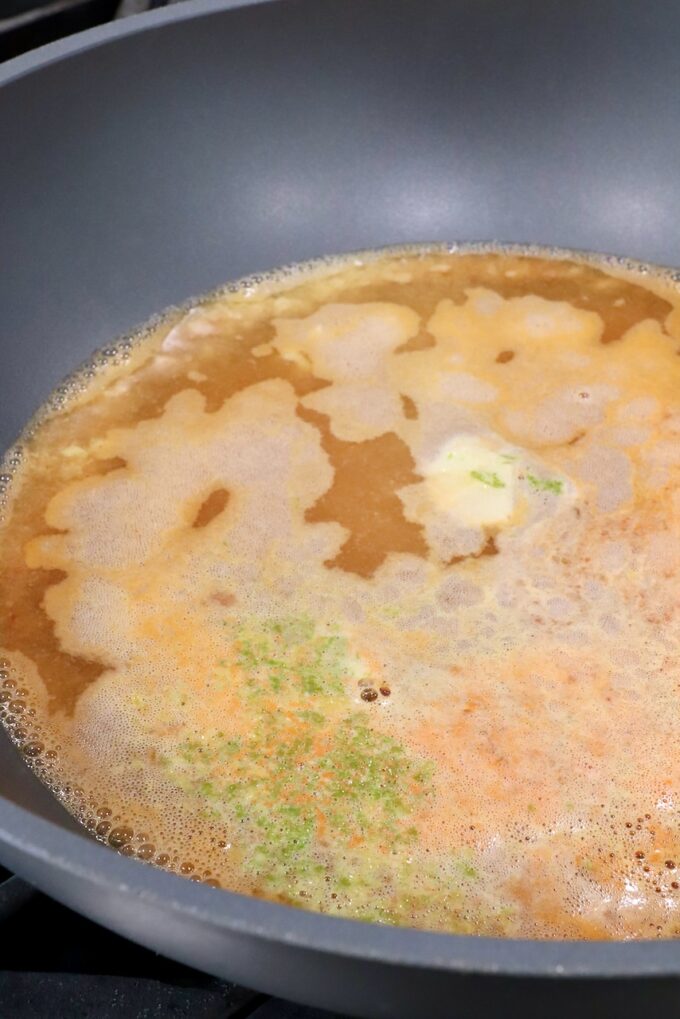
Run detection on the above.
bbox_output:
[0,870,346,1018]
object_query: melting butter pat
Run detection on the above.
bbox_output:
[423,436,518,528]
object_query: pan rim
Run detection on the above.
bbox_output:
[1,795,679,979]
[0,0,280,86]
[1,0,680,978]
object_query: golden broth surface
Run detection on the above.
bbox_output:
[2,247,680,939]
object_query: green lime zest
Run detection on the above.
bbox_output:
[526,473,563,494]
[470,470,505,488]
[159,616,436,921]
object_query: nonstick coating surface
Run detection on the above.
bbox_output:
[1,2,680,1015]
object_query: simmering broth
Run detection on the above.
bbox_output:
[1,247,679,938]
